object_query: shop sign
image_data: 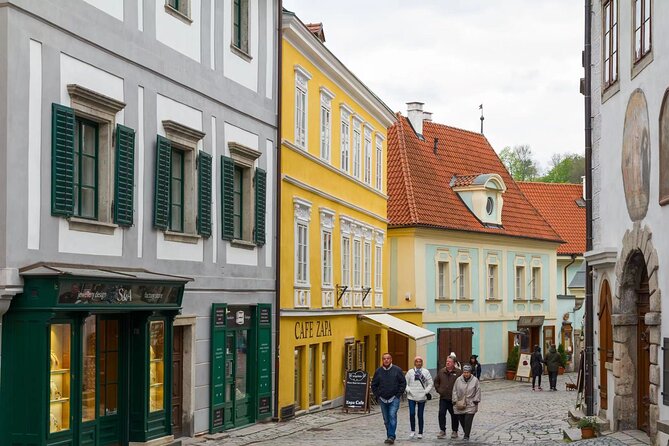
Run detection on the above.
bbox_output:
[214,306,226,328]
[344,370,369,411]
[226,305,252,328]
[212,408,223,428]
[294,320,332,340]
[258,396,271,415]
[259,307,271,326]
[58,280,179,305]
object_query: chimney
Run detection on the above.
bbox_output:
[406,102,425,136]
[423,111,433,122]
[306,23,326,43]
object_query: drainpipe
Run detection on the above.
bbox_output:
[273,0,283,422]
[564,254,577,295]
[584,0,595,417]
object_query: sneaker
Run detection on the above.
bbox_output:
[384,439,392,444]
[389,439,395,445]
[437,431,446,439]
[463,436,470,440]
[409,432,415,439]
[538,387,543,391]
[451,431,459,438]
[417,433,423,439]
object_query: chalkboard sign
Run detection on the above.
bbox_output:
[212,408,223,428]
[343,370,369,412]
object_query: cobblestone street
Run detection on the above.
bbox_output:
[184,373,650,445]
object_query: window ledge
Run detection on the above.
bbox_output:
[513,298,529,302]
[631,51,653,80]
[230,44,252,62]
[456,298,474,303]
[601,81,620,103]
[529,298,545,302]
[164,4,193,24]
[164,231,201,244]
[435,298,454,302]
[68,217,118,235]
[485,298,503,303]
[230,239,256,250]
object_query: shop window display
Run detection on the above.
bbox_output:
[50,323,71,433]
[149,320,165,412]
[82,316,96,422]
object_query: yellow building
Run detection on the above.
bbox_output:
[278,13,432,417]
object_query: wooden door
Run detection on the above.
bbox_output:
[172,326,184,438]
[637,273,650,433]
[387,331,408,372]
[437,328,473,370]
[599,280,613,410]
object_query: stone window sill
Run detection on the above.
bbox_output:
[164,230,201,244]
[230,44,252,62]
[68,217,118,235]
[529,298,545,302]
[230,239,256,250]
[455,298,474,303]
[513,298,529,302]
[486,298,503,303]
[601,81,619,104]
[631,51,653,80]
[164,4,192,24]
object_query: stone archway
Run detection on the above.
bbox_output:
[612,223,660,440]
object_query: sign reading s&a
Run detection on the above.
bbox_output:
[294,320,332,340]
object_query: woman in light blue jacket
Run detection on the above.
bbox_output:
[405,356,434,439]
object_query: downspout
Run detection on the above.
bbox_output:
[273,0,283,422]
[564,254,577,295]
[584,0,595,417]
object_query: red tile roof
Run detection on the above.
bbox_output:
[517,182,586,255]
[387,115,562,243]
[450,174,481,187]
[305,23,325,42]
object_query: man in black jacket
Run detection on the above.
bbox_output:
[371,353,407,444]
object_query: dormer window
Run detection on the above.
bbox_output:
[451,173,506,226]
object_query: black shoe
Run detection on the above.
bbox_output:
[389,438,395,444]
[463,436,470,440]
[384,439,391,444]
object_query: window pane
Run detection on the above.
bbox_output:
[635,0,641,29]
[321,344,329,400]
[171,178,182,205]
[50,324,71,433]
[82,156,96,187]
[149,321,165,412]
[236,331,248,399]
[80,188,96,219]
[82,316,96,422]
[294,348,302,407]
[171,205,183,232]
[82,123,96,155]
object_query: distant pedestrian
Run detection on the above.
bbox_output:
[434,356,462,439]
[371,353,407,445]
[468,355,482,380]
[545,344,561,391]
[530,345,544,391]
[449,352,462,370]
[452,364,481,441]
[405,356,434,439]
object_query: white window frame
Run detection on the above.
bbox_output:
[375,134,383,190]
[353,238,362,289]
[363,241,371,288]
[363,126,372,184]
[340,105,352,173]
[515,265,526,300]
[530,265,542,300]
[374,244,383,292]
[487,263,499,300]
[457,261,470,299]
[293,198,311,287]
[319,88,334,162]
[437,261,450,300]
[352,117,362,179]
[294,66,311,149]
[320,208,334,288]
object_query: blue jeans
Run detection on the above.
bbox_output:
[379,397,400,439]
[408,399,426,434]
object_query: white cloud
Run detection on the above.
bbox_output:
[283,0,584,170]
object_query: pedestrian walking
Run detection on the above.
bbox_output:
[545,344,561,391]
[433,356,462,439]
[452,364,481,441]
[405,356,434,439]
[530,345,544,391]
[371,353,407,444]
[468,355,482,380]
[448,352,462,370]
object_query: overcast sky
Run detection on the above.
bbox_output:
[282,0,585,170]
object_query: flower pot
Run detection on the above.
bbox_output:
[506,370,516,380]
[558,366,565,375]
[580,426,595,439]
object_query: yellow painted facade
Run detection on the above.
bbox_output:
[278,12,420,416]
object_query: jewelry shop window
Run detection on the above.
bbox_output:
[50,323,72,433]
[149,320,166,412]
[82,315,96,422]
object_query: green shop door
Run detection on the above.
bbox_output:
[227,329,251,426]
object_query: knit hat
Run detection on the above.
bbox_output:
[414,356,423,362]
[463,364,473,372]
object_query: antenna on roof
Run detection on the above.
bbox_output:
[479,104,485,134]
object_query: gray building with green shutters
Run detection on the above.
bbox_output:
[0,0,278,444]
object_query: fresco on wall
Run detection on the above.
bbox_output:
[659,90,669,205]
[621,89,650,221]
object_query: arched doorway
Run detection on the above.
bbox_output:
[598,280,613,411]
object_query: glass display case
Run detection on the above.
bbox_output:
[149,320,165,412]
[82,316,96,422]
[50,323,71,433]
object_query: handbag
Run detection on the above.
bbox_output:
[455,380,469,410]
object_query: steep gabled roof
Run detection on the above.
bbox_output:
[517,182,586,255]
[387,115,562,243]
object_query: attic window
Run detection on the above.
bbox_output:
[451,173,506,226]
[486,197,494,215]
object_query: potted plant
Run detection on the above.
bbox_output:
[577,416,598,439]
[557,344,569,375]
[506,345,520,380]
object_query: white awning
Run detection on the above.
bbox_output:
[360,313,435,346]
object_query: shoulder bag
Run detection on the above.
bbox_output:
[455,380,469,410]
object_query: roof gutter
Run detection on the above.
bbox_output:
[564,254,577,295]
[583,0,595,417]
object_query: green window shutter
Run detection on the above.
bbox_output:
[114,124,136,226]
[221,156,235,240]
[51,103,75,216]
[254,167,267,246]
[197,151,213,238]
[154,135,171,230]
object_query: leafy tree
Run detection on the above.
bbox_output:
[498,144,540,181]
[540,153,585,184]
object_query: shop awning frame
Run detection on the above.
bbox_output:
[359,313,436,346]
[517,315,545,327]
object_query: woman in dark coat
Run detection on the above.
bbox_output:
[468,355,482,380]
[530,345,544,391]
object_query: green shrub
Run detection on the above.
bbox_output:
[507,345,520,371]
[577,416,598,429]
[557,344,569,367]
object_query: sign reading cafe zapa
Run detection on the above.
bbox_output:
[58,280,180,305]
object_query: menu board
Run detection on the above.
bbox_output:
[343,370,369,411]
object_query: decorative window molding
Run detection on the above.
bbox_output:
[375,135,383,191]
[228,141,262,165]
[436,258,451,300]
[340,105,351,173]
[320,91,332,162]
[294,66,310,149]
[515,265,526,300]
[294,198,312,293]
[319,207,335,229]
[530,266,542,300]
[294,64,313,82]
[457,261,470,300]
[363,125,372,185]
[374,244,383,293]
[293,197,312,223]
[320,86,335,101]
[374,230,385,246]
[340,216,352,235]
